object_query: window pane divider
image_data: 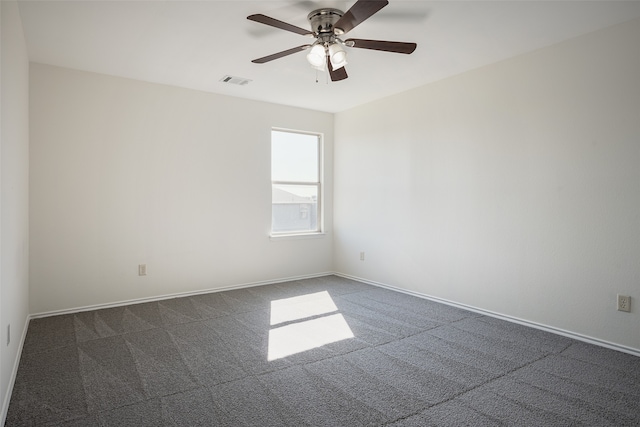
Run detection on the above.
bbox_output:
[272,180,319,186]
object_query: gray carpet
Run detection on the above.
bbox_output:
[6,275,640,426]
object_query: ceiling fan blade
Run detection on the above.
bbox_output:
[252,45,311,64]
[346,38,417,54]
[247,14,313,36]
[334,0,389,35]
[327,56,348,81]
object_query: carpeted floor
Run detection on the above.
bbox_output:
[6,275,640,426]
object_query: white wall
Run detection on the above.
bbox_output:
[29,63,333,314]
[334,18,640,352]
[1,0,30,420]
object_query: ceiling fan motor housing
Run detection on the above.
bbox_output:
[307,8,344,39]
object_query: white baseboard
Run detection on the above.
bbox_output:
[1,315,30,426]
[335,272,640,358]
[30,271,334,319]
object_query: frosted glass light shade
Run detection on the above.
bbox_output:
[306,44,326,68]
[328,43,347,70]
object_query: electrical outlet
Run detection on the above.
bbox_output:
[360,252,365,261]
[617,294,631,312]
[138,264,147,276]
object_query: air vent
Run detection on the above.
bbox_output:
[220,75,252,86]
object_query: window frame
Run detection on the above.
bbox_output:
[270,128,323,238]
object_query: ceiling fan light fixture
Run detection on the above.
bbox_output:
[248,0,417,82]
[306,44,326,68]
[328,43,347,70]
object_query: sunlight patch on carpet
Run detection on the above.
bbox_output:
[270,291,338,326]
[268,313,354,361]
[268,291,354,361]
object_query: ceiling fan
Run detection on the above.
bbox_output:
[247,0,417,82]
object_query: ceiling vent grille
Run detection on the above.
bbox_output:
[220,75,252,86]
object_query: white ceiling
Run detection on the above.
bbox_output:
[17,0,640,113]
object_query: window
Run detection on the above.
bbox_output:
[271,129,321,235]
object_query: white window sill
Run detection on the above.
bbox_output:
[269,232,326,241]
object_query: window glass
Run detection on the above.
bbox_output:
[271,131,319,182]
[271,130,321,234]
